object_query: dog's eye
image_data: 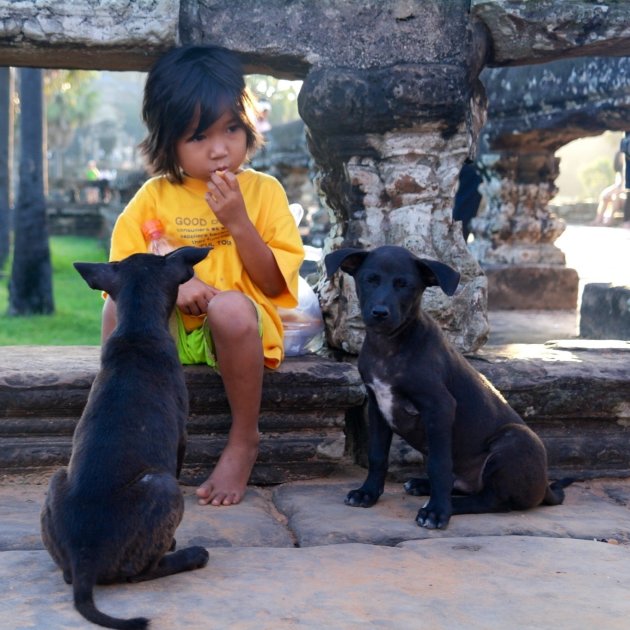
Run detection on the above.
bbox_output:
[366,273,380,285]
[393,278,407,289]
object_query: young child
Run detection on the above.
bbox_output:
[103,45,304,507]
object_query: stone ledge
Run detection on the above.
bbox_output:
[470,340,630,478]
[347,340,630,479]
[0,347,364,483]
[1,342,629,481]
[0,348,365,418]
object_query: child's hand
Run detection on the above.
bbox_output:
[205,171,248,232]
[176,276,220,317]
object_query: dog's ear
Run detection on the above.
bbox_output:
[74,261,120,295]
[415,258,460,296]
[324,248,369,277]
[166,246,212,268]
[165,246,212,283]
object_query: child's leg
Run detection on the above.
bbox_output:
[101,296,117,343]
[196,291,263,506]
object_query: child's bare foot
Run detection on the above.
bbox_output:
[196,438,259,506]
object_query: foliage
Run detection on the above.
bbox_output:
[45,69,100,148]
[43,70,101,180]
[0,236,107,345]
[246,75,302,125]
[578,156,615,200]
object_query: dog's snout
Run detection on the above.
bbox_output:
[371,305,390,320]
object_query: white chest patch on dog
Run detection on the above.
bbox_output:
[367,377,395,427]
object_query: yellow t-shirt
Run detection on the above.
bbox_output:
[109,168,304,368]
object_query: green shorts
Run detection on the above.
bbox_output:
[171,303,263,370]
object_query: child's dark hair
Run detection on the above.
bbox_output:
[140,45,262,182]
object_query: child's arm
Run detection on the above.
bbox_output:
[206,171,286,297]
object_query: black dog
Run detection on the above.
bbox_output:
[41,247,211,630]
[325,245,569,530]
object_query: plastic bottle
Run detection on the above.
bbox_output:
[141,219,176,255]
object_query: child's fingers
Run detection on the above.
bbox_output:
[206,176,222,199]
[205,192,219,210]
[210,170,239,194]
[208,171,233,196]
[221,170,239,190]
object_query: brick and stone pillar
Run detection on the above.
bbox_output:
[298,57,490,354]
[469,150,579,309]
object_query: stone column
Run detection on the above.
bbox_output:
[469,150,579,309]
[298,66,489,354]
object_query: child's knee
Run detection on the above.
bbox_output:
[206,292,258,337]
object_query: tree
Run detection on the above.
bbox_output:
[0,67,12,269]
[246,75,302,125]
[45,69,99,181]
[8,68,54,315]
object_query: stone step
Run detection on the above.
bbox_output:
[0,347,364,484]
[0,432,345,484]
[0,410,350,434]
[348,341,630,480]
[1,341,629,483]
[474,341,630,478]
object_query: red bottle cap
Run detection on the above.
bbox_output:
[141,219,164,240]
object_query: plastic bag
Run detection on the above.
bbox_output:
[278,204,325,356]
[279,277,325,356]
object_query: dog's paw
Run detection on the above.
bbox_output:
[403,478,431,497]
[345,488,379,508]
[416,502,452,530]
[188,546,210,569]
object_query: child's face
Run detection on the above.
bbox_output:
[176,109,248,181]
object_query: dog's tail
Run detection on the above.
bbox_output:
[543,477,576,506]
[72,559,149,630]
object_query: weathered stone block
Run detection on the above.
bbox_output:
[472,0,630,65]
[485,264,579,310]
[580,283,630,340]
[0,347,364,483]
[0,0,178,70]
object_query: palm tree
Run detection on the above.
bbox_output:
[8,68,54,315]
[0,67,12,269]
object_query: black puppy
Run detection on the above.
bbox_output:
[325,245,569,530]
[41,247,211,630]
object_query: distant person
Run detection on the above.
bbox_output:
[84,159,111,203]
[255,100,272,134]
[592,151,624,226]
[85,159,101,181]
[453,160,483,242]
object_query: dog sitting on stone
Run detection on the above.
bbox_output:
[325,245,571,529]
[41,247,211,630]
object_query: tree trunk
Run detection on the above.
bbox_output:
[8,68,54,315]
[624,132,630,223]
[0,67,12,270]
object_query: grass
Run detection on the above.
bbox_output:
[0,235,108,345]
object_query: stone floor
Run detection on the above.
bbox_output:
[2,468,630,629]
